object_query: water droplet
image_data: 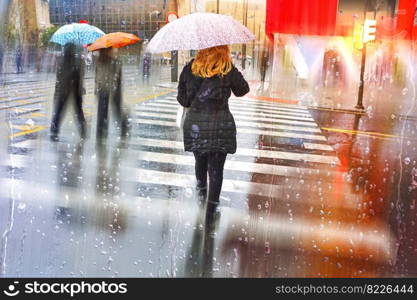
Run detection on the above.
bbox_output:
[17,202,26,211]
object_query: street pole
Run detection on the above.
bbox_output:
[252,10,256,71]
[167,0,178,82]
[356,17,376,110]
[356,42,367,110]
[171,50,178,82]
[148,12,151,40]
[258,24,261,70]
[217,0,219,13]
[242,0,248,70]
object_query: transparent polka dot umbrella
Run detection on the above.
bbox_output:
[146,13,255,53]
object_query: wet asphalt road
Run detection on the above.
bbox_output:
[0,70,415,277]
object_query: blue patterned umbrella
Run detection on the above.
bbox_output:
[50,23,105,46]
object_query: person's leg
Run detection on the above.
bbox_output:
[97,90,110,139]
[17,59,22,73]
[207,152,227,204]
[50,90,69,140]
[111,86,129,137]
[73,82,86,138]
[193,151,209,203]
[193,151,208,189]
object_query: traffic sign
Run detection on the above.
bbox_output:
[363,19,377,43]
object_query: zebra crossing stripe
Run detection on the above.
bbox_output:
[0,176,356,209]
[238,127,326,141]
[168,94,309,111]
[127,168,356,206]
[136,103,317,126]
[137,106,318,127]
[227,113,318,127]
[153,99,312,116]
[135,118,327,141]
[7,137,339,166]
[134,150,340,172]
[304,143,335,151]
[158,97,308,112]
[142,102,315,121]
[237,96,308,109]
[236,119,321,133]
[133,137,335,163]
[0,178,390,254]
[135,111,322,133]
[232,110,314,121]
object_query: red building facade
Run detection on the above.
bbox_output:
[266,0,417,40]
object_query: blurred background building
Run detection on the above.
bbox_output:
[3,0,417,88]
[49,0,167,40]
[5,0,51,47]
[1,0,51,73]
[264,0,417,111]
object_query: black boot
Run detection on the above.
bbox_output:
[50,133,59,142]
[50,128,59,142]
[120,117,130,138]
[79,122,87,140]
[205,200,220,224]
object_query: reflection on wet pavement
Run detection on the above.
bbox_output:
[0,82,414,277]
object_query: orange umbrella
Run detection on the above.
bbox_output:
[87,32,140,51]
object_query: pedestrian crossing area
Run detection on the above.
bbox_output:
[0,68,172,141]
[0,88,396,278]
[1,91,360,212]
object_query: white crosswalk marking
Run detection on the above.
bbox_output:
[135,117,327,141]
[143,102,315,121]
[137,105,318,127]
[135,111,322,133]
[132,137,337,166]
[304,142,335,151]
[7,136,340,168]
[2,91,346,208]
[0,77,395,278]
[153,100,312,116]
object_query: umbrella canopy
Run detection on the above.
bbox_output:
[50,23,105,46]
[146,13,255,53]
[87,32,140,51]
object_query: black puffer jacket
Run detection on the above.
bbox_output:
[177,61,249,154]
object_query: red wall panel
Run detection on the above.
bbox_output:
[396,0,417,39]
[266,0,338,38]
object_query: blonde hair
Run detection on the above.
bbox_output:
[191,45,232,78]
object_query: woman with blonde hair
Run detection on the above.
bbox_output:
[177,45,249,214]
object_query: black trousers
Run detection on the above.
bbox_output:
[193,151,227,204]
[96,88,128,138]
[51,81,86,136]
[16,59,23,73]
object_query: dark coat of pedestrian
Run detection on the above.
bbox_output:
[50,43,86,141]
[95,47,129,139]
[177,45,249,209]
